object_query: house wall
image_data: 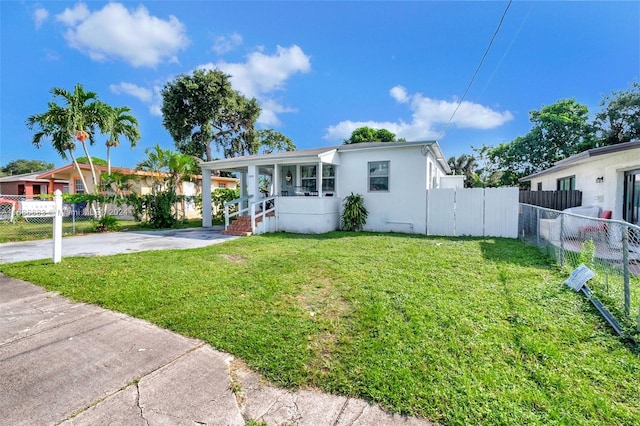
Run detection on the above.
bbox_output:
[277,196,340,233]
[338,145,441,234]
[528,149,639,220]
[0,181,49,197]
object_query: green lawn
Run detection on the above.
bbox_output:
[2,233,639,425]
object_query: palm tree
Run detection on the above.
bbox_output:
[447,154,478,188]
[99,105,141,175]
[27,84,104,215]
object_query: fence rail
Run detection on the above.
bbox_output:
[519,203,640,333]
[519,190,582,210]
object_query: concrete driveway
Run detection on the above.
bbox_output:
[0,276,435,425]
[0,227,237,264]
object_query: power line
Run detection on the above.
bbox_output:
[439,0,513,139]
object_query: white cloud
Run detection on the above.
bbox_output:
[390,85,409,103]
[200,44,311,126]
[56,2,189,67]
[325,87,513,141]
[34,7,49,29]
[212,33,243,55]
[55,2,89,26]
[110,82,153,103]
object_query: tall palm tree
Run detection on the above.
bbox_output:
[136,144,171,194]
[27,84,104,215]
[447,154,478,188]
[99,105,141,175]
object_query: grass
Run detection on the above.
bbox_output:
[2,232,639,425]
[0,217,207,243]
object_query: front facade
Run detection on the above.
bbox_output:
[520,141,640,225]
[200,141,452,234]
[0,172,66,197]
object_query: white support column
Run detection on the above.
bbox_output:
[247,165,259,198]
[317,161,323,197]
[201,169,212,227]
[53,190,62,263]
[239,171,248,216]
[273,164,279,196]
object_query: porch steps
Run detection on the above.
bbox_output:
[222,211,275,236]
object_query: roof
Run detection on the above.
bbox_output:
[200,141,451,174]
[519,141,640,182]
[0,171,67,183]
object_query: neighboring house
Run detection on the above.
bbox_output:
[199,141,453,234]
[0,171,67,197]
[36,163,239,219]
[519,141,640,226]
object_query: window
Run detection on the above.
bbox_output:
[75,179,85,194]
[369,161,389,192]
[301,165,317,191]
[63,185,70,194]
[557,175,575,191]
[322,164,335,192]
[537,182,542,191]
[218,183,226,189]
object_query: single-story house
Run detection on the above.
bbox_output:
[519,141,639,226]
[199,141,454,234]
[0,171,67,197]
[36,163,239,219]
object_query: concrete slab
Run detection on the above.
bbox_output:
[0,227,235,264]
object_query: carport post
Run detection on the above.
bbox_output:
[53,190,62,263]
[202,169,212,227]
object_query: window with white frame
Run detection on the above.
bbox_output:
[218,183,226,188]
[301,165,317,191]
[75,179,85,194]
[368,161,389,192]
[322,164,335,192]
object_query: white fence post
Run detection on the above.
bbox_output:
[53,190,63,263]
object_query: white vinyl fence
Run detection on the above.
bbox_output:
[426,187,519,238]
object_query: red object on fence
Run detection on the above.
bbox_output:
[0,198,18,209]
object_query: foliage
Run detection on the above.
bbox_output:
[126,191,180,229]
[0,159,54,176]
[211,188,240,221]
[343,126,401,144]
[94,214,119,232]
[594,81,640,145]
[341,192,368,231]
[578,238,596,269]
[447,154,477,188]
[3,235,640,425]
[252,129,296,154]
[161,69,261,160]
[98,105,140,173]
[76,156,107,166]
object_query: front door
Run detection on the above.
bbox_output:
[624,168,640,226]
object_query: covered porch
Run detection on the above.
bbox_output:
[200,149,341,234]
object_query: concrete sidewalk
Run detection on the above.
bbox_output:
[0,227,236,264]
[0,275,435,425]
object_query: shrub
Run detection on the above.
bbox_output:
[341,192,368,231]
[94,214,119,232]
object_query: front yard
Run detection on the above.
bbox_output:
[2,233,639,425]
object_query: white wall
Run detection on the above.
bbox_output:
[337,145,445,234]
[529,149,639,220]
[277,197,340,233]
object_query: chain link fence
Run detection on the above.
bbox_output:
[0,194,98,242]
[519,203,640,333]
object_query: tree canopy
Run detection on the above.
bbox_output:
[161,69,261,160]
[1,159,54,176]
[594,81,640,145]
[343,126,403,144]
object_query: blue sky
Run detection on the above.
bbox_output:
[1,1,639,170]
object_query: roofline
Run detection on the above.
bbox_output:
[519,141,639,182]
[200,140,451,173]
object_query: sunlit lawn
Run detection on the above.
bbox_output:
[2,232,639,425]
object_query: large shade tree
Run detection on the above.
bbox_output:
[343,126,401,144]
[161,69,261,160]
[0,159,54,176]
[594,82,640,145]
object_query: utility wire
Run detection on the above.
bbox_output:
[438,0,513,139]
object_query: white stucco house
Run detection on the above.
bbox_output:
[520,141,640,226]
[199,141,453,234]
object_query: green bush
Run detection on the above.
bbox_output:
[94,214,119,232]
[341,192,368,231]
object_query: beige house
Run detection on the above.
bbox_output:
[37,163,239,219]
